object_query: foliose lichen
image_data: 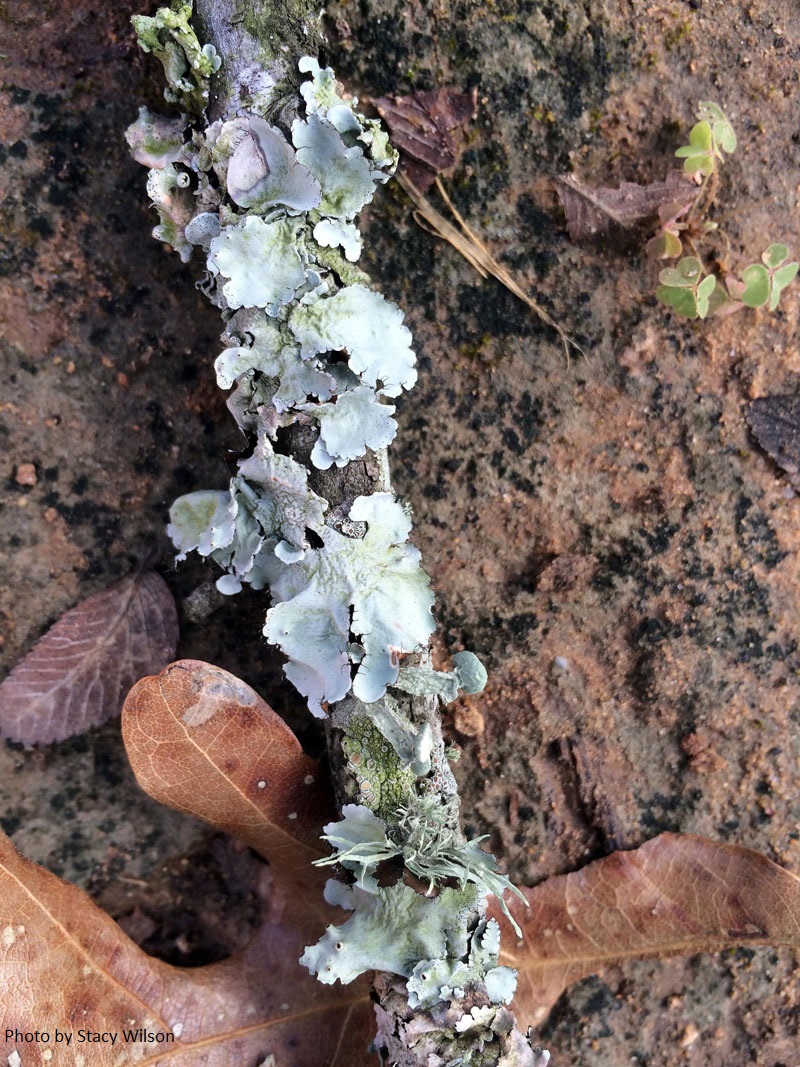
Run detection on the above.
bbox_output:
[301,878,479,986]
[132,0,221,114]
[306,800,523,990]
[264,493,435,716]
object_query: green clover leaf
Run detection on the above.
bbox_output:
[675,121,714,175]
[740,263,770,308]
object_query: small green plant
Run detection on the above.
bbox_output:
[652,102,798,320]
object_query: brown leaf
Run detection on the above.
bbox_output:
[556,172,694,242]
[0,827,376,1066]
[376,89,477,191]
[746,394,800,490]
[0,571,178,745]
[492,833,800,1028]
[122,660,335,895]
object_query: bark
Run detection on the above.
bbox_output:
[194,0,324,124]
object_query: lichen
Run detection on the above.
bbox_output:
[264,493,435,715]
[227,116,322,213]
[130,27,525,1034]
[292,115,378,219]
[394,650,488,702]
[146,163,195,262]
[314,798,525,936]
[216,309,335,415]
[237,434,327,557]
[131,0,220,114]
[289,285,417,397]
[168,439,330,590]
[302,385,397,469]
[408,920,517,1008]
[208,215,309,313]
[312,217,363,262]
[341,718,417,819]
[297,55,398,175]
[125,106,187,169]
[301,879,478,986]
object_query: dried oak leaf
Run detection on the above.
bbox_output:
[556,171,693,242]
[491,832,800,1029]
[375,89,477,192]
[0,827,376,1067]
[0,571,178,745]
[746,394,800,490]
[122,660,336,896]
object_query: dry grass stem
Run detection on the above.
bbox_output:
[397,173,585,362]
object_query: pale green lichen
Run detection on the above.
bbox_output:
[362,694,434,777]
[307,801,523,995]
[312,217,363,262]
[125,106,187,169]
[303,385,397,469]
[226,116,322,213]
[185,211,221,249]
[168,489,236,560]
[315,798,524,933]
[131,32,526,1026]
[146,163,195,262]
[169,438,327,588]
[217,309,335,415]
[289,285,417,397]
[301,878,478,986]
[236,434,327,560]
[292,115,377,219]
[297,55,398,175]
[308,243,371,288]
[341,717,417,819]
[132,0,220,114]
[208,216,309,313]
[394,650,488,702]
[408,919,517,1008]
[264,493,435,715]
[168,486,269,594]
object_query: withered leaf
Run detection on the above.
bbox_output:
[556,171,694,242]
[0,571,178,745]
[746,395,800,490]
[122,660,335,896]
[492,832,800,1029]
[0,828,376,1067]
[376,89,477,192]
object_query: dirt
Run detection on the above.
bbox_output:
[3,0,800,1063]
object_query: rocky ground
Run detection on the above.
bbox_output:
[3,0,800,1062]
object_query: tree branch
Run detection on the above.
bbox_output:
[129,1,544,1061]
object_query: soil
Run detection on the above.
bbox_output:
[3,0,800,1063]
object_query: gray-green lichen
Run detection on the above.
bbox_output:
[306,800,522,989]
[208,215,308,312]
[408,919,517,1008]
[394,650,489,703]
[132,0,220,114]
[126,106,187,168]
[341,715,418,820]
[264,493,435,716]
[289,284,416,397]
[301,877,479,986]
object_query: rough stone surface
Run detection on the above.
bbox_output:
[4,0,800,1061]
